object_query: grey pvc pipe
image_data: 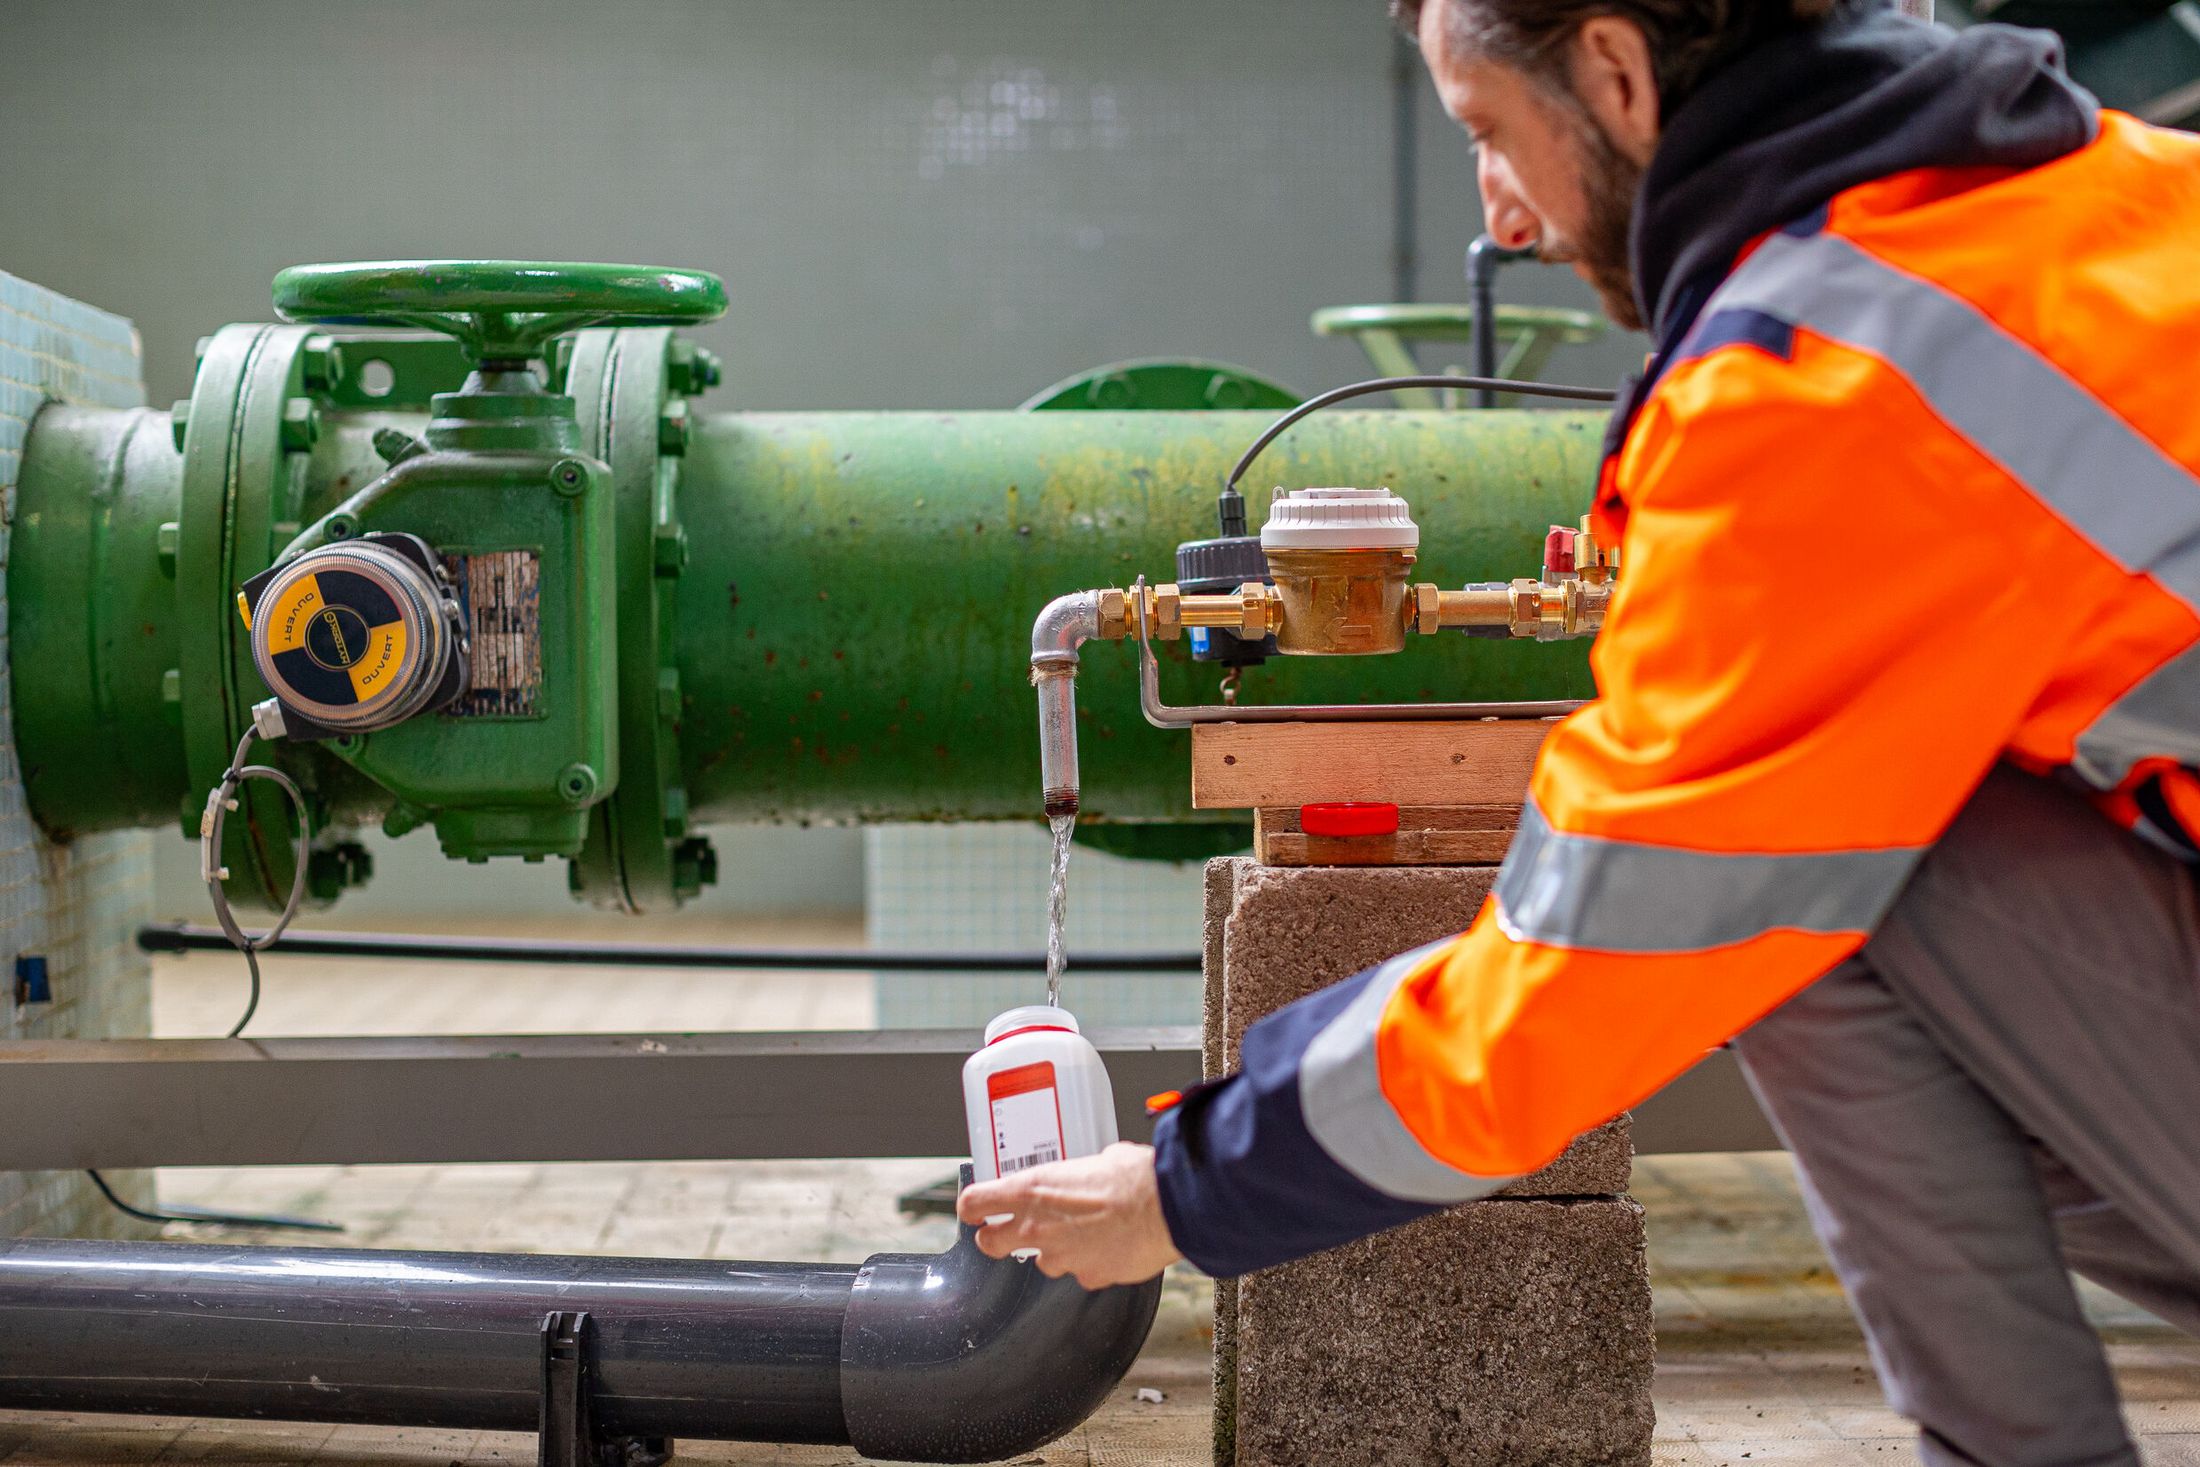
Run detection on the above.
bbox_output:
[0,1185,1160,1463]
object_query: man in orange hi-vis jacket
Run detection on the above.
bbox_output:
[962,1,2200,1460]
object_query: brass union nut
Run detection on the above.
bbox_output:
[1411,582,1441,635]
[1508,578,1544,639]
[1150,583,1184,640]
[1239,583,1276,639]
[1096,587,1130,640]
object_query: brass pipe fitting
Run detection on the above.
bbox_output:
[1416,584,1510,634]
[1509,578,1546,639]
[1090,558,1610,654]
[1095,586,1130,641]
[1411,577,1611,640]
[1086,583,1285,643]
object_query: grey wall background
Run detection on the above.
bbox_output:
[3,0,1643,926]
[0,0,1643,411]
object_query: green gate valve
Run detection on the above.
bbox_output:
[272,261,728,368]
[1309,303,1603,408]
[243,260,730,865]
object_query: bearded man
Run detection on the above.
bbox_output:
[963,5,2200,1462]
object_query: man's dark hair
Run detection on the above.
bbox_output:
[1392,0,1839,114]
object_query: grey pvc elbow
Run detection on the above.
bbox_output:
[843,1174,1163,1462]
[0,1165,1159,1463]
[1031,592,1101,820]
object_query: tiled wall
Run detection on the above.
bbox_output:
[866,824,1209,1028]
[0,269,158,1239]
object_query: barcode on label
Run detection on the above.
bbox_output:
[1001,1142,1061,1175]
[987,1060,1066,1180]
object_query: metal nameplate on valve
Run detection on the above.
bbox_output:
[441,549,543,718]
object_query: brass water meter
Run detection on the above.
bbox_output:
[1258,487,1420,656]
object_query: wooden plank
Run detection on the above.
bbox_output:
[1192,719,1552,809]
[1258,804,1523,835]
[1253,805,1521,867]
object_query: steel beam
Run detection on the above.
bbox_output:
[0,1029,1197,1170]
[0,1031,1771,1170]
[137,922,1201,973]
[1628,1049,1782,1155]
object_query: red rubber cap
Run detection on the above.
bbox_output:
[1299,801,1400,838]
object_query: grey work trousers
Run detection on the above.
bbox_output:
[1732,765,2200,1467]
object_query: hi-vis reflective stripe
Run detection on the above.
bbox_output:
[1706,231,2200,795]
[1711,230,2200,601]
[1298,941,1517,1203]
[1494,801,1925,954]
[2075,643,2200,789]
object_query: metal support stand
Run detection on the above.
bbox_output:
[539,1310,673,1467]
[539,1310,596,1467]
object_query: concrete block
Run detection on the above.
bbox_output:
[1233,1198,1655,1467]
[1213,858,1630,1197]
[1203,857,1652,1466]
[1218,860,1495,1042]
[1202,857,1235,1082]
[1501,1115,1633,1199]
[1201,858,1241,1467]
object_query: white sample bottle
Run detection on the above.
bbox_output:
[963,1005,1119,1183]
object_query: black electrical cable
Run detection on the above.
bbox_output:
[1223,371,1617,494]
[86,723,337,1236]
[82,1168,342,1234]
[200,726,312,1039]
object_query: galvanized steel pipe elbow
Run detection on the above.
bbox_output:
[1031,591,1102,820]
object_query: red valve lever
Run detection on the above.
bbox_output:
[1544,525,1576,577]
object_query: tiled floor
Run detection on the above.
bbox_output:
[1,920,2195,1464]
[1640,1152,2200,1466]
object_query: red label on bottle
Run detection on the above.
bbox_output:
[987,1061,1065,1176]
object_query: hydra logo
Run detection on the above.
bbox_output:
[304,604,371,673]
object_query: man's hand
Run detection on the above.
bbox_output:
[955,1142,1183,1290]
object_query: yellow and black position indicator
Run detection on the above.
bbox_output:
[240,534,467,740]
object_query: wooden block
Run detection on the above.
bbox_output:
[1191,720,1551,810]
[1253,805,1520,867]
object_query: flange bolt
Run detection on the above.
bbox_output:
[280,398,320,453]
[557,762,601,806]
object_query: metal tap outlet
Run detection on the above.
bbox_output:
[1030,581,1291,816]
[1031,591,1103,819]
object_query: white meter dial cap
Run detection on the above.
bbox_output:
[1259,486,1419,551]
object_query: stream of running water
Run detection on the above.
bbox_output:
[1045,812,1073,1006]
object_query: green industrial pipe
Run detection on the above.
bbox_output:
[670,408,1596,822]
[9,263,1600,914]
